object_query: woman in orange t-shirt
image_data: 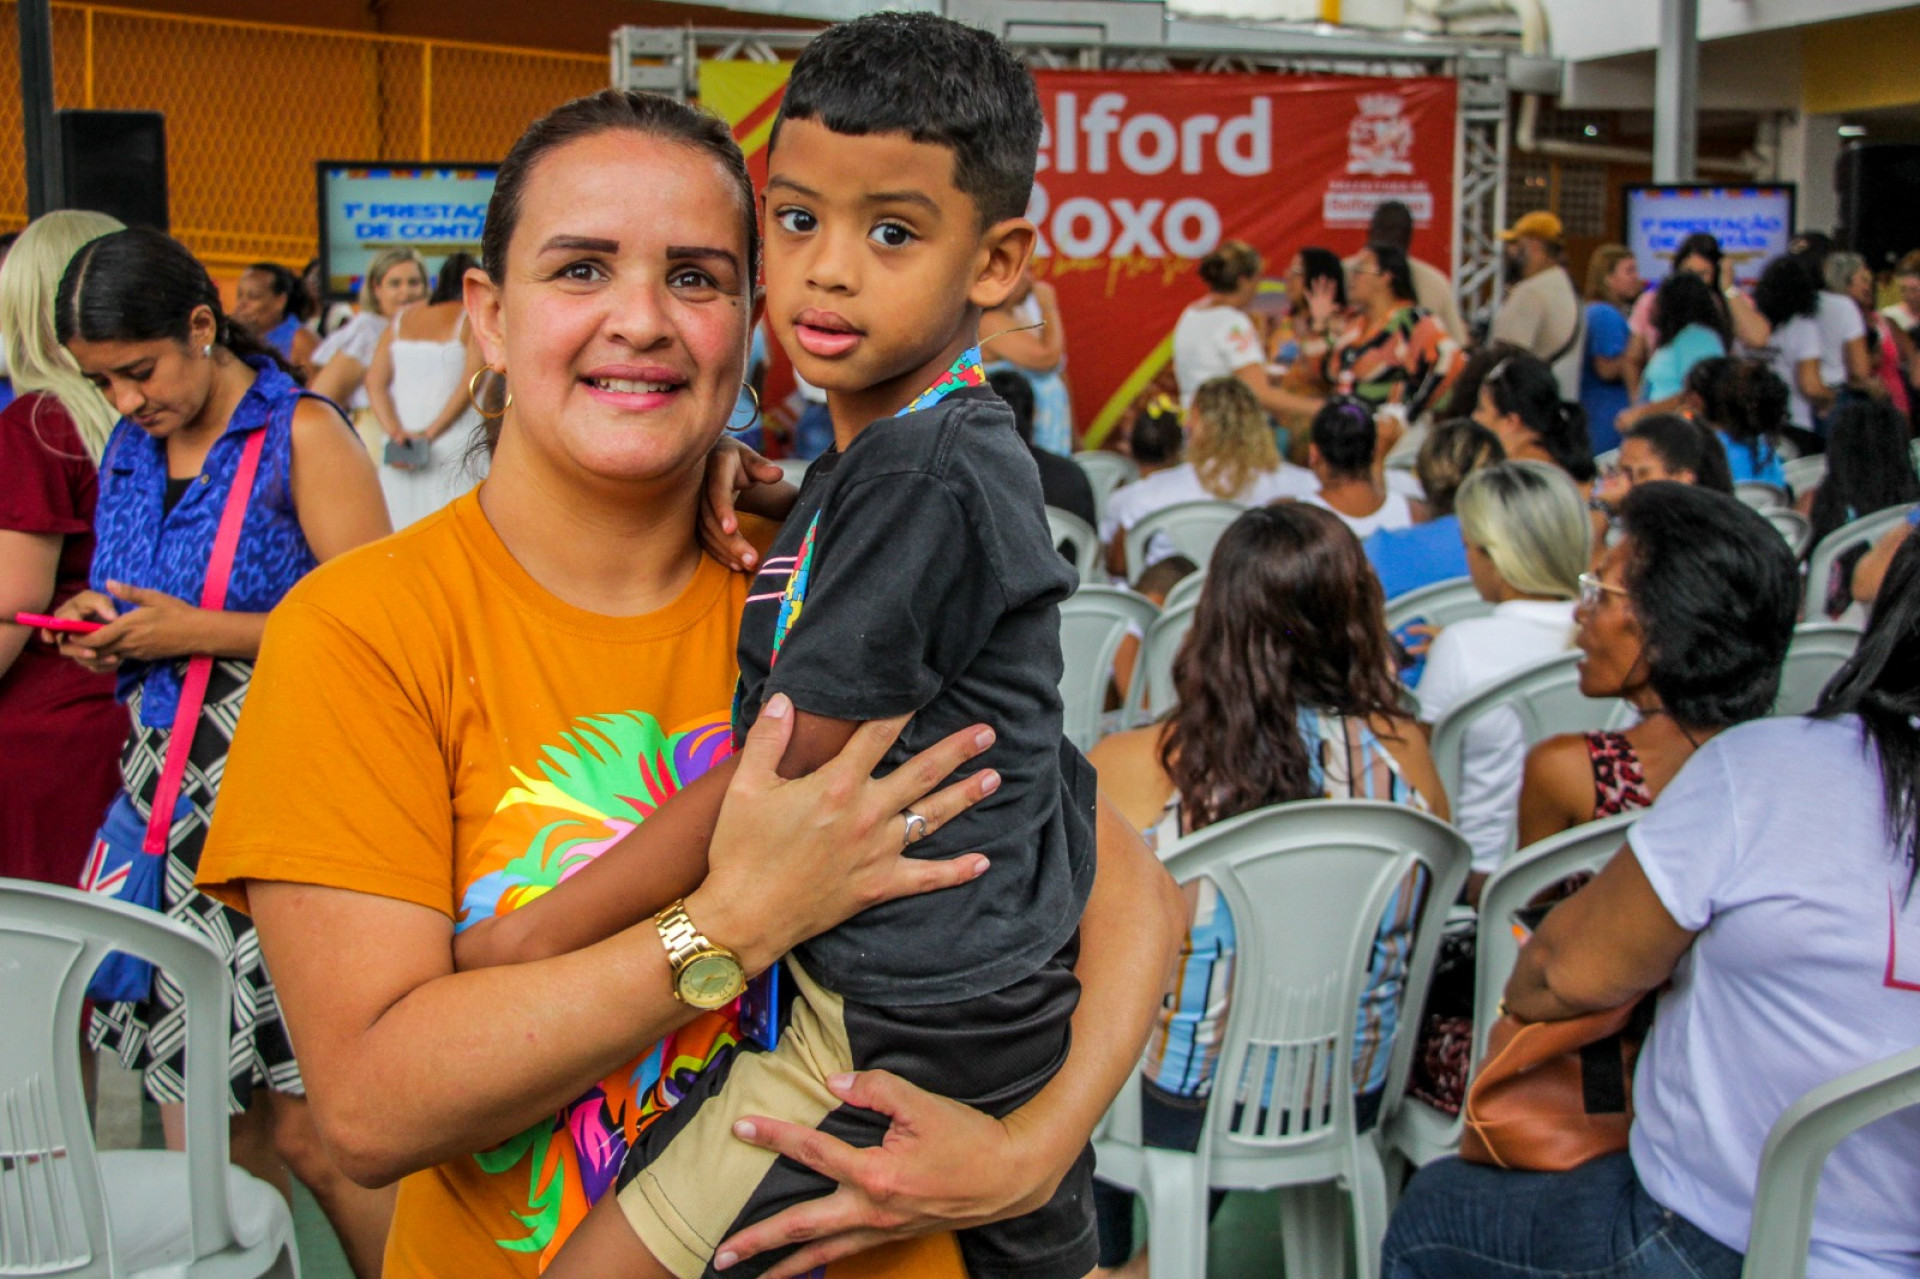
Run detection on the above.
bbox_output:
[197,90,1181,1279]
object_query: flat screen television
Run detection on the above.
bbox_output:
[1622,184,1796,289]
[316,161,498,302]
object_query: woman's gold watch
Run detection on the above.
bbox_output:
[655,899,747,1010]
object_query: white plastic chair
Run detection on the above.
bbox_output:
[1056,586,1160,751]
[1383,812,1638,1170]
[1769,622,1860,717]
[1160,569,1206,616]
[1803,503,1920,621]
[1742,1044,1920,1279]
[1121,599,1197,729]
[1124,500,1245,582]
[0,878,299,1279]
[1382,577,1493,639]
[1782,454,1826,498]
[1072,451,1140,527]
[771,457,811,487]
[1735,481,1790,513]
[1094,801,1471,1279]
[1767,508,1812,557]
[1046,506,1101,585]
[1427,650,1631,816]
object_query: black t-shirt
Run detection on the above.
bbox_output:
[1032,444,1098,531]
[733,386,1096,1006]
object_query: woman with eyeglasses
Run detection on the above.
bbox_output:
[1329,243,1462,426]
[1471,351,1597,484]
[1518,483,1798,849]
[1591,413,1734,517]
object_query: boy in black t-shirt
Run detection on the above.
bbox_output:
[494,13,1098,1279]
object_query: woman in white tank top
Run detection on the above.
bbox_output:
[365,281,486,529]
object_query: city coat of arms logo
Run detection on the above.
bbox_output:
[1347,92,1416,177]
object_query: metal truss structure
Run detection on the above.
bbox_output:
[612,0,1515,322]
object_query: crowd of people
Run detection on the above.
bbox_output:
[0,14,1917,1279]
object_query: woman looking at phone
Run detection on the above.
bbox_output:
[52,227,395,1274]
[193,90,1183,1279]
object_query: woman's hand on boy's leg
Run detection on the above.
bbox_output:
[714,1069,1038,1278]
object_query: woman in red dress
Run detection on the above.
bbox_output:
[0,210,129,884]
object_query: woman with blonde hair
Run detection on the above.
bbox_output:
[1415,459,1589,895]
[1581,244,1641,455]
[1171,239,1327,420]
[306,247,429,425]
[1101,376,1317,579]
[0,209,129,885]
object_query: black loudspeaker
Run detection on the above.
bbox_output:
[1839,143,1920,272]
[57,109,168,231]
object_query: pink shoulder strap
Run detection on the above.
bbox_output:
[142,428,268,855]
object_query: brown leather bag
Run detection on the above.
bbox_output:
[1458,998,1650,1172]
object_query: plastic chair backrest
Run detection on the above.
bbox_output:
[1736,481,1790,512]
[1056,586,1160,751]
[1767,508,1812,557]
[1160,569,1206,616]
[1782,454,1826,498]
[1124,500,1245,581]
[772,457,811,487]
[1471,813,1637,1064]
[1803,503,1920,621]
[0,879,238,1276]
[1911,438,1920,478]
[1122,599,1198,729]
[1383,577,1492,638]
[1156,801,1470,1163]
[1770,622,1861,718]
[1072,451,1140,526]
[1046,506,1101,585]
[1742,1044,1920,1279]
[1428,650,1629,812]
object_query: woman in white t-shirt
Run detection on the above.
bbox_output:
[1385,533,1920,1279]
[1414,460,1588,886]
[1300,395,1414,538]
[1171,240,1326,419]
[1102,376,1317,579]
[1748,254,1834,448]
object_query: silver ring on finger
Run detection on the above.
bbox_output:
[901,809,929,849]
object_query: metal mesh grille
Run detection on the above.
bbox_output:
[0,2,605,270]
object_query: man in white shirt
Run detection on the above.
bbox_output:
[1490,211,1584,403]
[1344,201,1466,346]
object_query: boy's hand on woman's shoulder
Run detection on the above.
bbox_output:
[701,438,797,572]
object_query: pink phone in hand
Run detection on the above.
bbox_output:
[13,612,106,635]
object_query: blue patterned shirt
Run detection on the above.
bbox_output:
[91,357,320,727]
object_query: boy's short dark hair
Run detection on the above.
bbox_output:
[772,12,1041,226]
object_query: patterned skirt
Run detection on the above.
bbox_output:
[88,660,303,1113]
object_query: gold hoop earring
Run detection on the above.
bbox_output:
[467,367,511,420]
[724,383,761,434]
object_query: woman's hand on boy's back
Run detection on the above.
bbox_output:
[701,437,797,573]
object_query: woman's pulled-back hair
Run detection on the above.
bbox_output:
[1309,395,1375,479]
[1197,240,1262,294]
[1162,503,1404,831]
[356,246,427,315]
[57,227,288,373]
[1482,352,1596,482]
[0,209,124,461]
[1622,413,1734,494]
[1129,402,1185,467]
[245,261,310,326]
[1454,459,1589,600]
[1584,244,1633,302]
[1815,530,1920,888]
[1188,376,1277,500]
[1416,417,1504,516]
[1616,482,1798,728]
[481,89,758,288]
[1367,243,1418,305]
[1808,398,1920,549]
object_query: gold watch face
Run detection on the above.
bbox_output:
[678,950,746,1009]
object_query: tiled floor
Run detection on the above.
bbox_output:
[98,1054,1285,1278]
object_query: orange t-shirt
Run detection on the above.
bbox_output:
[199,490,962,1279]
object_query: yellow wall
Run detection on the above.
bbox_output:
[1804,8,1920,115]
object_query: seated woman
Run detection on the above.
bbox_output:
[1473,352,1597,485]
[1102,377,1316,580]
[1087,503,1448,1277]
[1521,481,1799,845]
[1124,398,1185,477]
[1302,396,1417,538]
[1383,531,1920,1279]
[1618,271,1729,432]
[1416,461,1590,895]
[1684,355,1790,489]
[1592,412,1735,518]
[1365,418,1505,601]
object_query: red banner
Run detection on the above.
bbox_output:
[1028,70,1458,442]
[699,62,1457,447]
